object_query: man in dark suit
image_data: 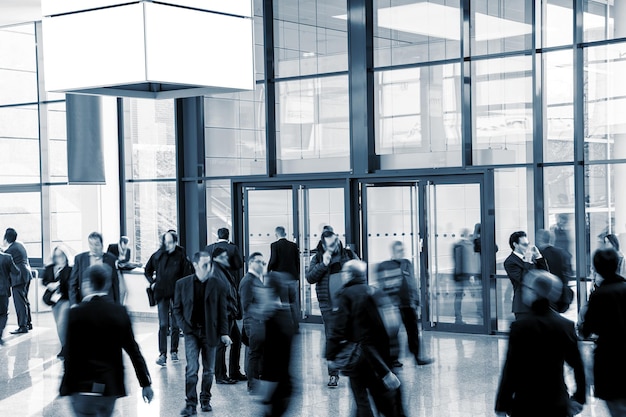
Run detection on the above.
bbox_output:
[504,231,548,320]
[107,236,140,271]
[173,251,232,416]
[495,270,585,417]
[4,228,33,334]
[239,252,266,392]
[206,228,245,383]
[60,264,153,417]
[268,226,300,332]
[536,229,574,312]
[69,232,120,306]
[0,250,19,344]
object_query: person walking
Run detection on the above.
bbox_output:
[145,230,193,367]
[4,228,33,334]
[495,269,585,417]
[60,264,154,417]
[306,230,358,388]
[268,226,300,332]
[42,246,73,358]
[579,248,626,417]
[0,249,18,345]
[173,251,232,416]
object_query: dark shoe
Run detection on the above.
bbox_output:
[27,324,33,330]
[417,357,434,366]
[392,360,403,368]
[10,327,28,335]
[200,401,212,412]
[180,405,197,416]
[231,373,247,381]
[327,375,339,388]
[156,354,167,366]
[171,352,179,362]
[216,378,237,385]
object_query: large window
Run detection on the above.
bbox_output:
[273,0,348,78]
[0,192,42,259]
[275,75,350,173]
[0,24,37,106]
[471,0,532,55]
[0,105,40,183]
[543,50,574,163]
[374,0,461,67]
[375,64,462,169]
[206,180,232,243]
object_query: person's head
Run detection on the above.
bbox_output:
[321,230,339,254]
[51,246,69,267]
[162,230,178,253]
[594,248,620,279]
[535,229,553,248]
[556,213,569,228]
[322,225,334,234]
[390,241,404,260]
[88,232,104,257]
[248,252,265,275]
[522,269,562,307]
[341,260,367,285]
[603,234,621,252]
[509,231,529,254]
[119,236,129,252]
[192,251,212,282]
[212,246,230,267]
[217,228,230,241]
[275,226,286,239]
[4,228,17,245]
[82,264,112,296]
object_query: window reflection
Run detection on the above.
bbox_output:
[471,0,532,55]
[540,1,573,47]
[375,64,462,169]
[0,192,42,258]
[544,51,574,163]
[374,0,461,67]
[276,75,350,173]
[583,0,626,43]
[472,55,533,165]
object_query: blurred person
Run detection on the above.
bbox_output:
[602,234,626,277]
[239,252,266,392]
[107,236,141,271]
[495,269,585,417]
[306,229,358,388]
[60,264,153,417]
[42,246,73,358]
[206,228,246,382]
[173,251,232,416]
[144,230,193,367]
[579,248,626,417]
[552,214,573,263]
[327,260,405,417]
[452,229,481,325]
[268,226,300,333]
[4,228,33,334]
[69,232,120,307]
[504,231,548,320]
[0,249,18,345]
[536,229,574,313]
[376,241,433,367]
[259,271,295,417]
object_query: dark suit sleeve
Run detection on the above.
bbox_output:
[69,255,81,305]
[232,245,243,272]
[504,255,525,287]
[267,242,278,272]
[172,280,189,334]
[536,256,548,272]
[42,265,54,286]
[144,253,156,284]
[495,322,520,414]
[8,257,19,287]
[217,280,229,337]
[306,255,327,284]
[119,308,152,387]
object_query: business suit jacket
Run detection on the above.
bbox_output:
[69,252,119,305]
[42,264,72,301]
[205,240,243,279]
[5,241,31,287]
[0,253,19,297]
[107,244,135,271]
[580,274,626,400]
[268,238,300,280]
[60,296,151,397]
[495,301,586,417]
[504,253,548,314]
[173,274,229,347]
[239,272,265,322]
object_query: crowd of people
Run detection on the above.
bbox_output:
[1,224,626,416]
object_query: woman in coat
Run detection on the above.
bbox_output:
[42,246,72,358]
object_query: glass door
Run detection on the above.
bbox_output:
[424,180,486,332]
[242,183,348,323]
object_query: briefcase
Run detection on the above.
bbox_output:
[146,287,157,307]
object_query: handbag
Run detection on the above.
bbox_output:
[42,289,56,306]
[146,287,157,307]
[334,341,363,376]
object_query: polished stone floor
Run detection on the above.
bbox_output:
[0,310,612,417]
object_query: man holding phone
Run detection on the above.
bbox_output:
[504,231,549,320]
